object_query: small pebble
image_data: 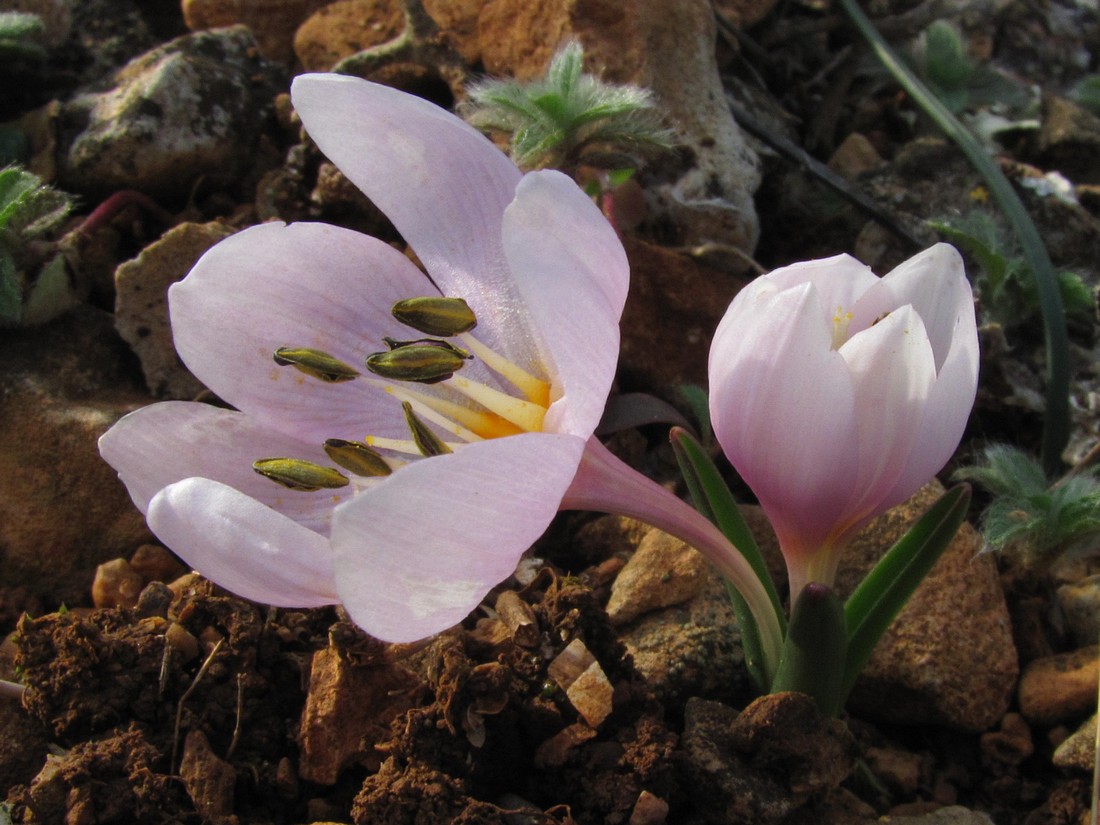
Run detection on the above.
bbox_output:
[629,789,670,825]
[1017,647,1098,726]
[91,558,144,609]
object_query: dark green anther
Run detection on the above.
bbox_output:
[382,336,471,358]
[323,439,392,477]
[252,458,350,491]
[366,343,469,384]
[401,402,452,456]
[392,297,477,336]
[273,347,360,383]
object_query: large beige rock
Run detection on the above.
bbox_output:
[838,481,1019,732]
[0,306,152,606]
[113,221,234,399]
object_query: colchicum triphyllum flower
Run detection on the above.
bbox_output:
[100,74,780,655]
[708,244,979,599]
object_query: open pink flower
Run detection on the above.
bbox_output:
[100,74,781,658]
[708,244,979,597]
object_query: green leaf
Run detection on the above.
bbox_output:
[841,484,971,700]
[669,427,788,694]
[923,21,974,92]
[770,583,848,716]
[677,384,712,446]
[1068,75,1100,116]
[1057,271,1093,316]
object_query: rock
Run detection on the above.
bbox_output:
[91,558,144,608]
[293,0,482,72]
[113,221,235,399]
[0,306,153,607]
[1056,575,1100,647]
[978,713,1034,767]
[58,27,281,201]
[606,527,711,625]
[1039,96,1100,185]
[293,0,403,72]
[179,729,236,819]
[836,481,1018,732]
[879,807,996,824]
[1017,646,1098,726]
[863,745,922,797]
[828,132,885,182]
[618,234,744,392]
[547,638,615,728]
[1052,713,1097,771]
[619,567,757,707]
[477,0,761,253]
[629,789,670,825]
[182,0,331,62]
[128,543,187,584]
[297,644,420,784]
[678,694,857,824]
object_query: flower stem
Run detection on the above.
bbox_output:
[836,0,1070,475]
[562,436,783,684]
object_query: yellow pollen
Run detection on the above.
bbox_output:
[457,332,551,406]
[831,306,853,350]
[445,374,547,433]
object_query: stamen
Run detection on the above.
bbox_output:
[273,347,360,383]
[253,458,349,491]
[830,307,853,350]
[392,296,478,336]
[366,343,470,383]
[382,384,518,441]
[402,402,453,456]
[456,333,551,407]
[383,336,471,358]
[323,439,393,477]
[445,374,547,433]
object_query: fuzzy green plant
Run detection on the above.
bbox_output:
[459,40,673,172]
[0,11,47,70]
[930,211,1092,328]
[954,444,1100,570]
[0,164,77,325]
[1068,75,1100,117]
[913,20,1030,116]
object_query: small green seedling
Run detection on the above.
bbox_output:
[0,164,77,326]
[931,211,1091,329]
[460,40,673,172]
[954,444,1100,570]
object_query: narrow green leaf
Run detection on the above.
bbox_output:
[670,427,784,621]
[770,583,848,716]
[841,484,971,700]
[670,426,787,695]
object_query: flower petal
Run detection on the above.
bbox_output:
[709,283,859,552]
[99,401,346,534]
[835,305,937,527]
[290,74,532,364]
[330,432,586,642]
[760,253,880,319]
[148,477,338,607]
[170,221,430,444]
[879,313,979,510]
[501,170,628,437]
[850,243,974,370]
